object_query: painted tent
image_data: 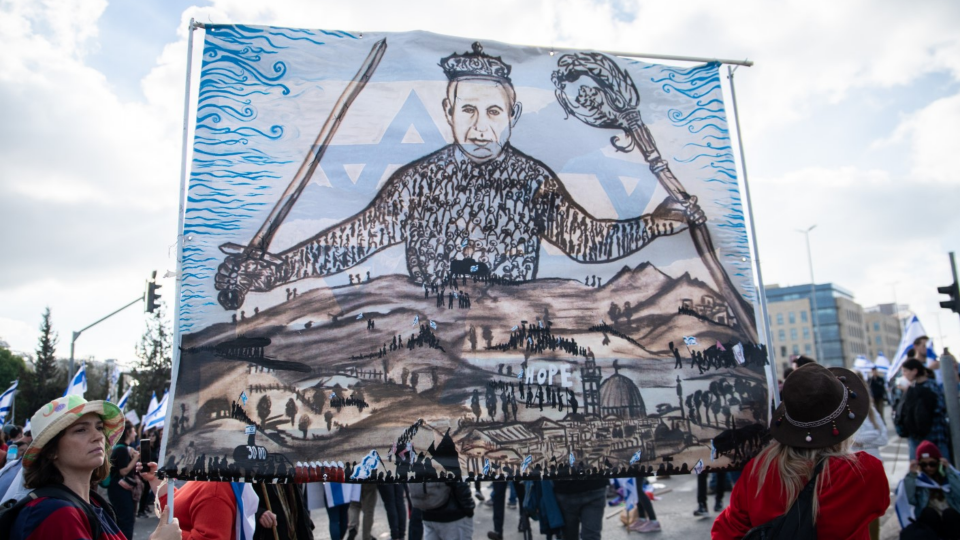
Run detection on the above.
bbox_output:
[165,25,771,483]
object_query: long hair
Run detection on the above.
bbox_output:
[753,439,857,523]
[22,430,112,490]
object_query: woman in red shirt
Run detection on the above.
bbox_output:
[10,395,182,540]
[712,363,890,539]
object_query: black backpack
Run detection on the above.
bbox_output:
[0,485,116,539]
[742,460,825,540]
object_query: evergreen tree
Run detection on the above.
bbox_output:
[0,345,30,425]
[131,303,172,418]
[24,308,64,418]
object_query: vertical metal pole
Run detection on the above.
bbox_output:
[160,18,200,523]
[802,229,825,363]
[943,252,960,467]
[726,67,778,406]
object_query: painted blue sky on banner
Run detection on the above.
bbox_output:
[181,26,751,332]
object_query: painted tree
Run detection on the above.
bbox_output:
[467,326,477,351]
[482,326,493,348]
[285,398,298,426]
[324,410,334,431]
[312,387,326,413]
[607,302,622,323]
[470,390,481,421]
[298,414,312,439]
[257,395,272,428]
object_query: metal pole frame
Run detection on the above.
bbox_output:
[159,18,200,520]
[802,229,825,363]
[726,66,778,409]
[942,252,960,468]
[68,296,145,379]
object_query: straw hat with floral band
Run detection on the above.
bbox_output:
[770,363,869,448]
[22,394,125,467]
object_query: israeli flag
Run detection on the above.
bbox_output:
[623,477,639,511]
[413,315,419,327]
[521,455,533,473]
[144,391,158,421]
[630,449,643,465]
[63,363,87,397]
[482,458,491,476]
[874,352,890,375]
[145,390,168,429]
[511,325,518,331]
[116,388,132,410]
[350,449,381,480]
[470,265,479,273]
[887,315,936,381]
[429,320,437,329]
[356,312,364,320]
[461,239,469,247]
[240,391,248,405]
[569,453,575,467]
[683,336,698,346]
[0,380,18,424]
[693,459,704,475]
[230,482,259,540]
[517,368,524,379]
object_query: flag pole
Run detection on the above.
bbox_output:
[161,16,200,524]
[726,66,779,407]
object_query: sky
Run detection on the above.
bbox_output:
[1,0,958,368]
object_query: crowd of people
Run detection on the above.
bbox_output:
[0,339,957,539]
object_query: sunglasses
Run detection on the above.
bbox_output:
[919,461,939,468]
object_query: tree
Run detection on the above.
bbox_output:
[468,326,477,351]
[482,326,493,348]
[324,410,334,431]
[24,308,64,419]
[285,398,298,426]
[312,387,326,413]
[298,414,312,439]
[623,301,633,322]
[409,372,419,392]
[0,346,30,425]
[470,390,481,421]
[607,302,622,323]
[257,395,272,428]
[131,303,172,418]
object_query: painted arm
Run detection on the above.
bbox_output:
[536,175,702,263]
[214,177,408,301]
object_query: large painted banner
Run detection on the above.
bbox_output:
[165,26,771,483]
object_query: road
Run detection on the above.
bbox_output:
[133,414,910,539]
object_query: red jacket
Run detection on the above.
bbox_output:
[712,451,889,539]
[159,481,237,540]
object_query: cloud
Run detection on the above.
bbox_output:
[1,0,959,362]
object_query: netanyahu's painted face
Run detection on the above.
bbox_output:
[444,79,521,163]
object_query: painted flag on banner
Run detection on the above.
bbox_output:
[716,340,726,351]
[483,459,491,476]
[887,315,937,381]
[630,449,643,465]
[117,388,132,410]
[63,363,87,397]
[733,343,746,365]
[569,453,575,467]
[683,336,698,346]
[356,312,364,320]
[693,459,704,475]
[429,320,437,329]
[511,325,518,332]
[521,455,533,473]
[240,391,248,405]
[0,380,18,424]
[412,315,419,327]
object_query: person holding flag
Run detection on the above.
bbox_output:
[0,380,18,425]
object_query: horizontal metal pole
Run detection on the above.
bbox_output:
[192,22,752,67]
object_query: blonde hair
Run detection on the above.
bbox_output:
[754,439,857,523]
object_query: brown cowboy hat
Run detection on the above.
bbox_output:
[770,363,869,449]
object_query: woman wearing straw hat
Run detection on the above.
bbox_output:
[10,395,181,540]
[712,363,891,539]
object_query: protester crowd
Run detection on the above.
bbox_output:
[0,338,957,540]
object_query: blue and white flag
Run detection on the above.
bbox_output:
[693,459,704,475]
[682,336,698,347]
[356,312,364,320]
[63,363,87,397]
[412,315,419,327]
[874,352,890,375]
[622,477,639,511]
[569,453,575,467]
[116,388,132,410]
[887,315,936,381]
[240,391,248,405]
[521,455,533,473]
[482,458,491,476]
[0,380,18,424]
[145,390,168,430]
[429,320,437,329]
[230,482,259,540]
[350,449,381,480]
[630,449,643,465]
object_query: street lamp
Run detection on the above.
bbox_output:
[797,225,825,363]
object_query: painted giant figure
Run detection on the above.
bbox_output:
[165,28,771,485]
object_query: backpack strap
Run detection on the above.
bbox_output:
[31,485,105,540]
[774,459,827,537]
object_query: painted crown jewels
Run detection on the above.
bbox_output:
[440,42,512,82]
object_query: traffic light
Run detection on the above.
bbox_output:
[939,281,960,314]
[145,271,162,313]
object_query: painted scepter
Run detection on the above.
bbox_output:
[551,53,758,343]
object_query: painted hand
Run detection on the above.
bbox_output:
[214,255,277,310]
